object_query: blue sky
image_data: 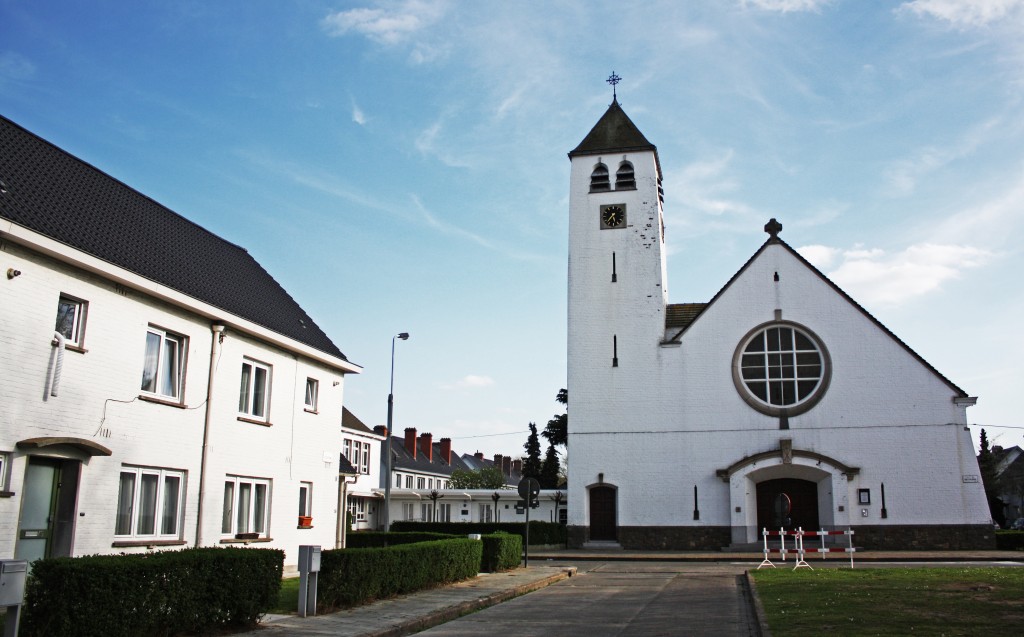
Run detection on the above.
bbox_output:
[2,0,1022,458]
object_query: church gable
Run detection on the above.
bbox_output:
[669,225,968,424]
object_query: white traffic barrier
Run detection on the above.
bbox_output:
[758,528,800,569]
[758,528,856,570]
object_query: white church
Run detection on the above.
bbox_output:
[565,97,993,550]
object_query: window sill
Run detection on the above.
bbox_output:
[237,416,272,427]
[52,339,88,353]
[139,394,188,409]
[0,490,15,498]
[297,525,314,530]
[111,539,187,548]
[303,408,318,415]
[219,537,273,544]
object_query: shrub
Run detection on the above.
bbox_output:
[345,531,458,548]
[390,520,566,545]
[995,530,1024,550]
[317,538,482,610]
[22,547,282,637]
[481,532,522,572]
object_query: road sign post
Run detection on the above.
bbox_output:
[518,477,540,567]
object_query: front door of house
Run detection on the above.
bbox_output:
[756,478,819,531]
[15,458,62,563]
[589,486,617,541]
[15,457,80,564]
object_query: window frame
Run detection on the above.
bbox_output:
[238,358,272,422]
[221,475,271,538]
[298,481,313,520]
[140,326,187,402]
[304,377,319,412]
[731,321,831,417]
[54,293,88,349]
[0,451,12,496]
[114,465,185,540]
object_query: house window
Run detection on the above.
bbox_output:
[733,322,831,417]
[615,161,636,189]
[421,503,433,522]
[222,476,270,537]
[238,358,271,420]
[416,477,425,489]
[55,294,87,347]
[140,327,185,399]
[403,502,416,521]
[304,378,319,411]
[115,466,185,538]
[405,475,413,488]
[590,163,610,192]
[298,482,312,518]
[438,503,452,522]
[478,503,493,523]
[361,442,370,474]
[342,439,352,464]
[0,451,11,494]
[347,497,367,522]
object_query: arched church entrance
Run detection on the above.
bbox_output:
[756,478,819,531]
[589,485,617,541]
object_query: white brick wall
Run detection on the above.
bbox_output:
[1,236,350,567]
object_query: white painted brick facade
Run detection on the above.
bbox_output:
[1,234,354,567]
[566,132,989,547]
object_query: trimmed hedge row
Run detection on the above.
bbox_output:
[391,520,567,545]
[22,547,282,637]
[318,538,482,610]
[481,532,522,572]
[346,531,459,548]
[996,530,1024,550]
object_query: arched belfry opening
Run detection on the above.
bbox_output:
[590,163,610,192]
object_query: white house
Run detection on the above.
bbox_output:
[0,115,361,568]
[565,99,992,550]
[341,407,384,532]
[383,488,567,527]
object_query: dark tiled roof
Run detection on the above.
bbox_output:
[342,407,374,435]
[387,436,471,478]
[569,99,657,158]
[665,303,708,329]
[338,454,358,475]
[0,115,347,361]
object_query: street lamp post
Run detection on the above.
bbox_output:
[383,332,409,532]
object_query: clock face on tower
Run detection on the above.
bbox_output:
[600,204,626,229]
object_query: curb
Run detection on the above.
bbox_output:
[745,571,772,637]
[360,567,576,637]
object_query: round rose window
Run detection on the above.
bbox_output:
[733,322,830,416]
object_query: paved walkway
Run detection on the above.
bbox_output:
[245,550,1024,637]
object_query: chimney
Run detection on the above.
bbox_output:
[502,456,512,476]
[440,438,452,464]
[493,454,503,471]
[474,451,484,460]
[419,432,433,462]
[404,427,417,459]
[512,459,522,475]
[373,425,388,437]
[993,445,1003,453]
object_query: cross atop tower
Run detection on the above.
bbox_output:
[607,71,622,101]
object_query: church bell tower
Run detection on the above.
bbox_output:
[566,88,668,421]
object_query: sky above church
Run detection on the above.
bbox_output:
[2,0,1022,458]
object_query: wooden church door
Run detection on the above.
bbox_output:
[756,478,819,531]
[589,486,617,541]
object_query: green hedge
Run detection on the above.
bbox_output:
[481,532,522,572]
[318,538,482,610]
[22,547,282,637]
[996,530,1024,550]
[346,531,458,548]
[391,520,567,545]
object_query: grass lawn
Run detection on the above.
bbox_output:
[268,577,300,615]
[751,567,1024,636]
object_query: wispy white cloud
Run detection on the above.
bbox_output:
[351,101,367,125]
[0,52,36,81]
[320,0,448,45]
[883,118,999,196]
[898,0,1024,27]
[798,242,994,306]
[440,375,495,390]
[741,0,833,12]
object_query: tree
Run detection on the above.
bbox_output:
[449,467,508,489]
[542,388,568,448]
[540,441,561,488]
[978,428,1005,526]
[523,422,542,479]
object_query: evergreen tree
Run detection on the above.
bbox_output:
[542,388,568,448]
[523,422,543,479]
[978,428,1005,526]
[540,442,560,488]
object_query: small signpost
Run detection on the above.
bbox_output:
[517,477,540,567]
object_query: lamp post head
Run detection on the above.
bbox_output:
[396,332,410,340]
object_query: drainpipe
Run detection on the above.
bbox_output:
[196,324,226,547]
[336,474,358,548]
[50,331,66,396]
